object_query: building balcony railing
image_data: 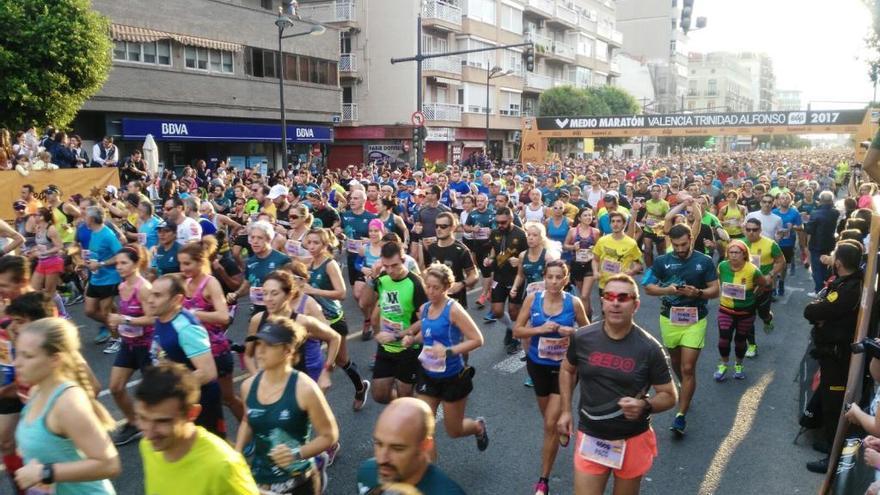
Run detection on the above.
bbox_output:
[609,60,620,73]
[579,14,597,32]
[526,31,554,54]
[422,55,462,74]
[554,2,579,26]
[522,107,537,117]
[422,102,462,121]
[339,53,357,72]
[297,0,356,23]
[342,103,358,121]
[422,0,462,26]
[552,42,576,60]
[525,0,555,17]
[500,107,522,117]
[525,72,555,91]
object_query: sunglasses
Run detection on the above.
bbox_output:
[745,228,760,233]
[602,292,636,303]
[436,223,451,229]
[290,215,301,220]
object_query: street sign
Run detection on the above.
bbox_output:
[411,111,426,127]
[332,115,341,124]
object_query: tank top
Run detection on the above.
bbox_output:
[246,371,312,484]
[284,229,311,262]
[117,277,154,347]
[16,383,116,495]
[382,214,405,242]
[16,218,36,251]
[258,301,323,379]
[527,291,575,367]
[35,228,54,259]
[546,217,570,259]
[308,257,343,322]
[52,206,74,244]
[573,226,597,265]
[521,248,546,295]
[183,275,231,356]
[363,242,382,268]
[720,204,744,238]
[419,300,464,378]
[524,203,545,223]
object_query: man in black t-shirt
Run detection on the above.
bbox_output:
[483,207,527,354]
[308,191,341,230]
[424,212,478,308]
[558,274,677,495]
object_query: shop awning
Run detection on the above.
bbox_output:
[111,24,243,52]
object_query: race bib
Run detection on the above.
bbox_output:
[537,336,569,361]
[750,254,762,267]
[578,433,626,469]
[601,259,621,274]
[418,347,447,373]
[137,232,147,245]
[25,485,54,495]
[723,218,741,227]
[0,339,12,366]
[346,239,362,253]
[645,217,659,228]
[669,306,698,326]
[118,323,144,339]
[576,249,593,263]
[249,286,265,306]
[526,281,545,295]
[721,282,747,300]
[285,239,306,257]
[380,318,402,338]
[475,227,491,240]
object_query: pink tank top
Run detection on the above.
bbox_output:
[183,275,230,356]
[118,277,154,347]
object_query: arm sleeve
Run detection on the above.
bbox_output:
[179,323,212,358]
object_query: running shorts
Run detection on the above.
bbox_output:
[574,428,657,480]
[526,358,561,397]
[373,346,420,385]
[416,367,474,403]
[658,316,707,349]
[113,342,152,370]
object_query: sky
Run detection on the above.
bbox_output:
[686,0,876,110]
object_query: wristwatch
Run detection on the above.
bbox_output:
[41,463,54,485]
[642,398,653,416]
[124,315,132,324]
[445,348,455,359]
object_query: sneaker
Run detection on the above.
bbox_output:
[806,457,829,474]
[714,364,728,382]
[65,293,84,306]
[505,339,520,355]
[476,293,487,308]
[670,413,686,436]
[103,338,121,354]
[524,376,534,387]
[353,380,370,412]
[94,326,111,345]
[745,344,757,358]
[317,451,330,493]
[326,442,340,466]
[734,363,745,380]
[475,417,489,451]
[763,321,774,334]
[534,480,550,495]
[361,327,373,341]
[111,422,142,446]
[807,291,818,298]
[483,311,498,323]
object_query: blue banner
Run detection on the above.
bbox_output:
[122,118,333,143]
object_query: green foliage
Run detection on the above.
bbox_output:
[538,85,640,149]
[0,0,112,130]
[589,85,640,115]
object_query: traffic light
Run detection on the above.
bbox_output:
[524,44,535,72]
[412,126,425,151]
[680,0,693,34]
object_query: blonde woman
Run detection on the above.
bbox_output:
[284,204,314,266]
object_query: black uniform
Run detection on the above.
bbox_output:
[425,239,476,308]
[804,270,863,444]
[489,224,527,304]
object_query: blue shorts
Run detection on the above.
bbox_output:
[113,342,152,370]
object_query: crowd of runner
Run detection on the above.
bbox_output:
[0,126,874,494]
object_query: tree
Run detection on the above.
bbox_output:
[587,86,640,148]
[537,85,610,117]
[0,0,112,130]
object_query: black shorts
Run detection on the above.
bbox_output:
[491,281,523,305]
[215,351,234,378]
[196,381,225,438]
[234,234,250,250]
[526,358,561,397]
[330,317,349,337]
[571,261,594,282]
[0,397,23,415]
[781,246,794,264]
[86,283,118,299]
[346,253,366,286]
[473,243,493,278]
[373,346,420,384]
[416,367,474,403]
[642,231,666,243]
[113,342,152,370]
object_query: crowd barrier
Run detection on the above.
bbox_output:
[0,168,120,220]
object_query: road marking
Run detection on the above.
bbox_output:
[492,354,527,374]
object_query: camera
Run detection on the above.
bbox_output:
[851,339,880,359]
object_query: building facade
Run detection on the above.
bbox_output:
[685,52,754,113]
[774,89,804,111]
[298,0,623,168]
[737,52,775,112]
[75,0,342,171]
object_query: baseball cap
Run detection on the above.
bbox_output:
[267,184,289,200]
[105,185,118,196]
[12,200,26,212]
[43,185,61,195]
[157,220,177,231]
[245,322,293,345]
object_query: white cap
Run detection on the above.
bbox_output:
[267,184,289,200]
[105,185,118,196]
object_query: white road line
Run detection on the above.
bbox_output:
[492,354,527,374]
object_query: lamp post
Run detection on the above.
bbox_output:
[485,66,513,161]
[275,5,325,170]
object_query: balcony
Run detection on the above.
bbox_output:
[524,72,554,91]
[297,0,356,25]
[524,0,554,18]
[609,60,620,74]
[579,13,597,32]
[552,2,579,28]
[339,53,357,73]
[611,29,623,46]
[422,102,462,122]
[422,0,462,30]
[342,103,358,121]
[526,31,554,54]
[422,55,462,75]
[552,41,575,61]
[500,107,522,117]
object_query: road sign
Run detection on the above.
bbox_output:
[332,115,341,124]
[411,111,426,127]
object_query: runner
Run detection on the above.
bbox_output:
[28,208,65,312]
[642,224,719,436]
[483,207,528,354]
[336,189,377,338]
[153,221,181,278]
[83,206,123,352]
[770,192,805,296]
[423,212,478,309]
[236,316,339,495]
[226,220,291,316]
[282,204,313,266]
[592,211,643,299]
[742,217,785,356]
[356,219,386,341]
[564,208,601,320]
[637,184,671,268]
[402,263,488,459]
[513,260,589,495]
[463,194,495,309]
[557,274,677,495]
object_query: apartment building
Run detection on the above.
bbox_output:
[298,0,623,167]
[685,52,754,113]
[738,52,776,112]
[774,89,804,111]
[74,0,341,170]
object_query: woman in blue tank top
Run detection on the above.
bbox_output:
[402,263,489,458]
[545,200,571,261]
[511,222,560,302]
[513,260,589,495]
[14,318,120,494]
[236,316,339,495]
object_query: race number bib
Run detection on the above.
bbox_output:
[537,336,569,361]
[576,249,593,263]
[118,324,144,339]
[380,318,402,338]
[418,347,447,373]
[750,254,762,267]
[285,240,305,257]
[723,218,741,228]
[346,239,362,253]
[601,259,621,274]
[669,306,698,326]
[526,281,545,295]
[645,217,659,228]
[721,282,747,301]
[137,232,147,245]
[0,339,12,366]
[475,227,491,240]
[249,286,265,306]
[578,433,626,469]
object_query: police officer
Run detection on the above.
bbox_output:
[803,240,864,473]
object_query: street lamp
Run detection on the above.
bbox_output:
[275,5,325,170]
[485,65,513,161]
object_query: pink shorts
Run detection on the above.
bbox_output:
[574,428,657,480]
[36,256,64,275]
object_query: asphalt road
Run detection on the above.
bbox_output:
[0,260,825,495]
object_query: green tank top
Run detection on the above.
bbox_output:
[308,257,343,322]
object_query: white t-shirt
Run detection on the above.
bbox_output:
[745,210,783,240]
[176,216,203,244]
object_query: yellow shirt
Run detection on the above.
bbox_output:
[562,203,579,222]
[592,234,643,288]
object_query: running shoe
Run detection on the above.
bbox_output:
[103,338,121,354]
[361,327,373,341]
[353,380,370,412]
[94,326,111,345]
[714,364,728,382]
[734,363,745,380]
[111,422,143,446]
[534,480,549,495]
[524,376,534,387]
[475,417,489,451]
[670,413,686,435]
[505,339,520,355]
[476,293,487,308]
[745,344,757,358]
[807,291,818,298]
[763,321,775,334]
[483,311,497,323]
[326,442,340,466]
[316,451,330,493]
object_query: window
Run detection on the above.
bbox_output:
[688,100,696,110]
[246,47,338,86]
[500,49,523,76]
[198,47,232,73]
[284,54,298,80]
[422,34,448,54]
[688,79,697,96]
[261,0,273,9]
[462,82,493,113]
[594,40,607,61]
[263,49,276,77]
[459,37,495,69]
[185,46,212,70]
[113,40,172,66]
[499,90,521,116]
[577,35,593,57]
[500,4,522,34]
[707,79,717,96]
[465,0,496,24]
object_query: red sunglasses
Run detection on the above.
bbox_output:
[602,292,636,303]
